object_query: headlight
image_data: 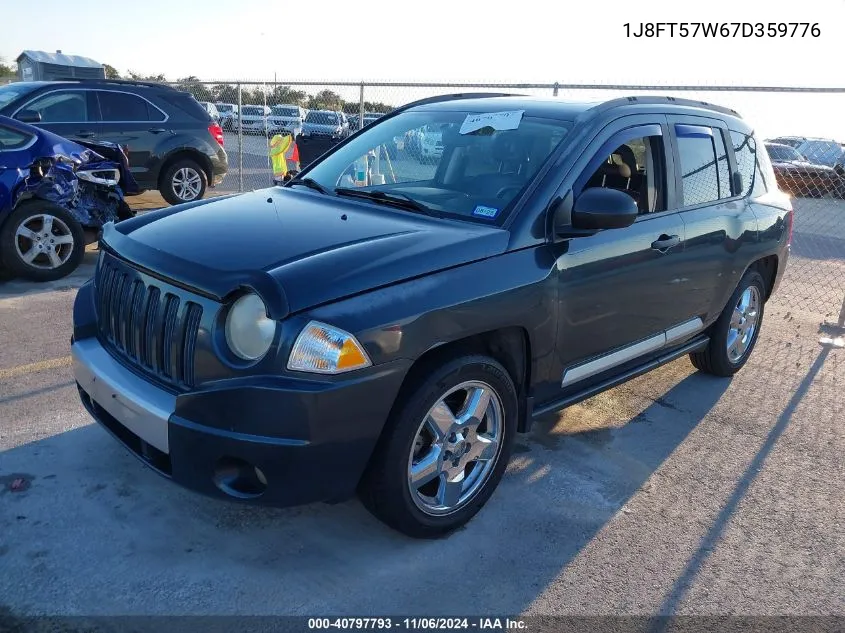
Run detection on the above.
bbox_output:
[224,293,276,361]
[287,321,372,374]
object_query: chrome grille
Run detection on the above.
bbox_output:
[95,254,203,388]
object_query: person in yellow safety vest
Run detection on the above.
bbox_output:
[269,133,301,183]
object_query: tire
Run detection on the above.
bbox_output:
[160,159,208,206]
[689,269,766,377]
[359,354,518,538]
[0,200,85,282]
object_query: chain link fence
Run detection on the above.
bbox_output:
[174,80,843,348]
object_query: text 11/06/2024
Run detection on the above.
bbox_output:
[307,617,528,630]
[623,22,821,38]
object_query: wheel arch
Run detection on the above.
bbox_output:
[156,148,213,187]
[749,254,779,301]
[387,327,533,434]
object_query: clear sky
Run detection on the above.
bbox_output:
[3,0,845,139]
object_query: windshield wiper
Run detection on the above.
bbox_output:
[334,188,437,216]
[286,177,328,194]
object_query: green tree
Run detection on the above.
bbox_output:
[307,89,344,111]
[268,85,307,107]
[103,63,121,79]
[0,56,16,81]
[211,84,238,104]
[127,70,167,82]
[175,76,212,101]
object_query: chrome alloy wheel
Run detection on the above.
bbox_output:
[727,285,761,363]
[14,214,75,270]
[172,166,203,201]
[407,381,504,516]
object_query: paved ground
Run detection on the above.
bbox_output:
[0,195,843,618]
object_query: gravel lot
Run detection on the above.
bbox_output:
[0,195,842,619]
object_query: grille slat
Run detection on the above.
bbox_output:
[95,255,203,389]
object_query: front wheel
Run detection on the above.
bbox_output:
[160,159,208,205]
[359,355,517,538]
[690,269,766,377]
[0,201,85,282]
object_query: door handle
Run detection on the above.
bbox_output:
[651,234,681,251]
[76,131,96,138]
[148,128,167,133]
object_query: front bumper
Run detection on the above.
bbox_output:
[72,335,411,507]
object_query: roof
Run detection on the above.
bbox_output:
[408,94,743,124]
[16,50,102,68]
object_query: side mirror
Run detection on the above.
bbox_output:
[16,109,42,124]
[282,170,299,183]
[570,187,638,231]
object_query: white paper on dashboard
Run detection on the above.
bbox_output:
[459,110,525,134]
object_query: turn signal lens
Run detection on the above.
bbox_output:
[287,321,372,374]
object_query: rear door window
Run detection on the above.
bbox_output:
[97,91,164,122]
[674,124,729,206]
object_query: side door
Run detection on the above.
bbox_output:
[550,116,699,392]
[666,116,760,326]
[95,89,168,186]
[13,89,101,143]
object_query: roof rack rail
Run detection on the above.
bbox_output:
[385,92,525,115]
[589,95,743,118]
[52,77,176,90]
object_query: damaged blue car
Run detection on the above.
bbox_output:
[0,115,138,281]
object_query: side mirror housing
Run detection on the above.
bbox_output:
[17,109,42,124]
[570,187,639,231]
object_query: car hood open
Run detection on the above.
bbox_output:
[102,188,510,318]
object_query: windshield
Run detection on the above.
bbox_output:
[298,108,571,225]
[766,145,801,162]
[272,106,300,117]
[800,141,844,166]
[306,111,339,125]
[0,84,39,111]
[242,106,265,116]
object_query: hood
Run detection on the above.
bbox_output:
[103,187,510,318]
[774,159,837,172]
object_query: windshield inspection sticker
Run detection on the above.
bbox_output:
[472,205,500,219]
[460,110,525,135]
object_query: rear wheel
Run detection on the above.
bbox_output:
[0,201,85,282]
[690,269,766,377]
[359,355,517,538]
[160,159,207,205]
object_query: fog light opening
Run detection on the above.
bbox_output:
[213,457,267,499]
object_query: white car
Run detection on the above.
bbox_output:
[234,105,271,134]
[268,104,305,138]
[215,102,238,130]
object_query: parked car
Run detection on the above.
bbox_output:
[0,115,137,281]
[0,78,227,206]
[199,101,220,123]
[268,104,305,137]
[302,109,348,139]
[233,104,271,134]
[71,94,791,538]
[348,112,383,133]
[765,142,845,198]
[215,102,238,130]
[767,136,845,172]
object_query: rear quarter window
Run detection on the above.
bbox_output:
[0,126,35,150]
[730,130,759,197]
[157,92,211,121]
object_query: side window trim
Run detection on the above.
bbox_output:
[13,88,168,124]
[573,123,663,196]
[12,88,94,124]
[94,90,169,123]
[0,126,38,152]
[668,116,740,210]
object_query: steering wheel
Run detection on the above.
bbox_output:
[494,185,523,199]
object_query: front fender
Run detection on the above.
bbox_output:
[282,245,559,387]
